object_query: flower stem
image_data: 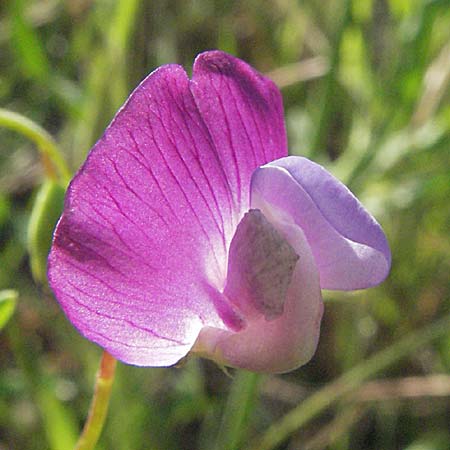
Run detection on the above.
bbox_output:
[75,351,117,450]
[247,312,450,450]
[0,108,71,185]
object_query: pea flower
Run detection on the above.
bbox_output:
[48,51,390,373]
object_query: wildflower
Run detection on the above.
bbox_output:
[48,51,390,373]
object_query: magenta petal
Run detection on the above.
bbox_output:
[250,156,391,290]
[48,52,287,366]
[191,50,287,213]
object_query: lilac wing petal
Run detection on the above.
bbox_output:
[191,50,287,215]
[250,156,391,290]
[48,52,287,367]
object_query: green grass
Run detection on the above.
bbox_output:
[1,0,449,449]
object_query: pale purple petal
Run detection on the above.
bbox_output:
[48,52,287,366]
[250,156,391,290]
[193,218,323,373]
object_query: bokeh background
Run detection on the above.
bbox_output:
[1,0,449,449]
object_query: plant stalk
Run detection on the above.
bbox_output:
[75,351,117,450]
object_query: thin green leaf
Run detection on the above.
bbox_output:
[0,108,71,184]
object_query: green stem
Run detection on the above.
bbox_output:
[247,312,450,450]
[0,108,71,185]
[213,371,261,450]
[75,351,117,450]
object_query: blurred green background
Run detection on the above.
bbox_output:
[1,0,449,449]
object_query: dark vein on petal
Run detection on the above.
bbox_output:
[79,204,159,273]
[105,155,171,229]
[62,255,180,305]
[76,207,149,263]
[209,76,242,209]
[99,184,163,252]
[62,254,184,308]
[64,307,181,350]
[156,92,226,243]
[65,278,153,316]
[64,291,187,345]
[143,112,223,271]
[189,80,237,230]
[62,234,134,281]
[240,84,275,162]
[170,80,230,200]
[65,279,189,344]
[62,258,129,298]
[125,129,182,223]
[164,85,228,241]
[224,81,259,169]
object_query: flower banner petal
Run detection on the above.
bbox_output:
[48,52,287,367]
[250,156,391,290]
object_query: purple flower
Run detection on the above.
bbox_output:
[48,51,391,373]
